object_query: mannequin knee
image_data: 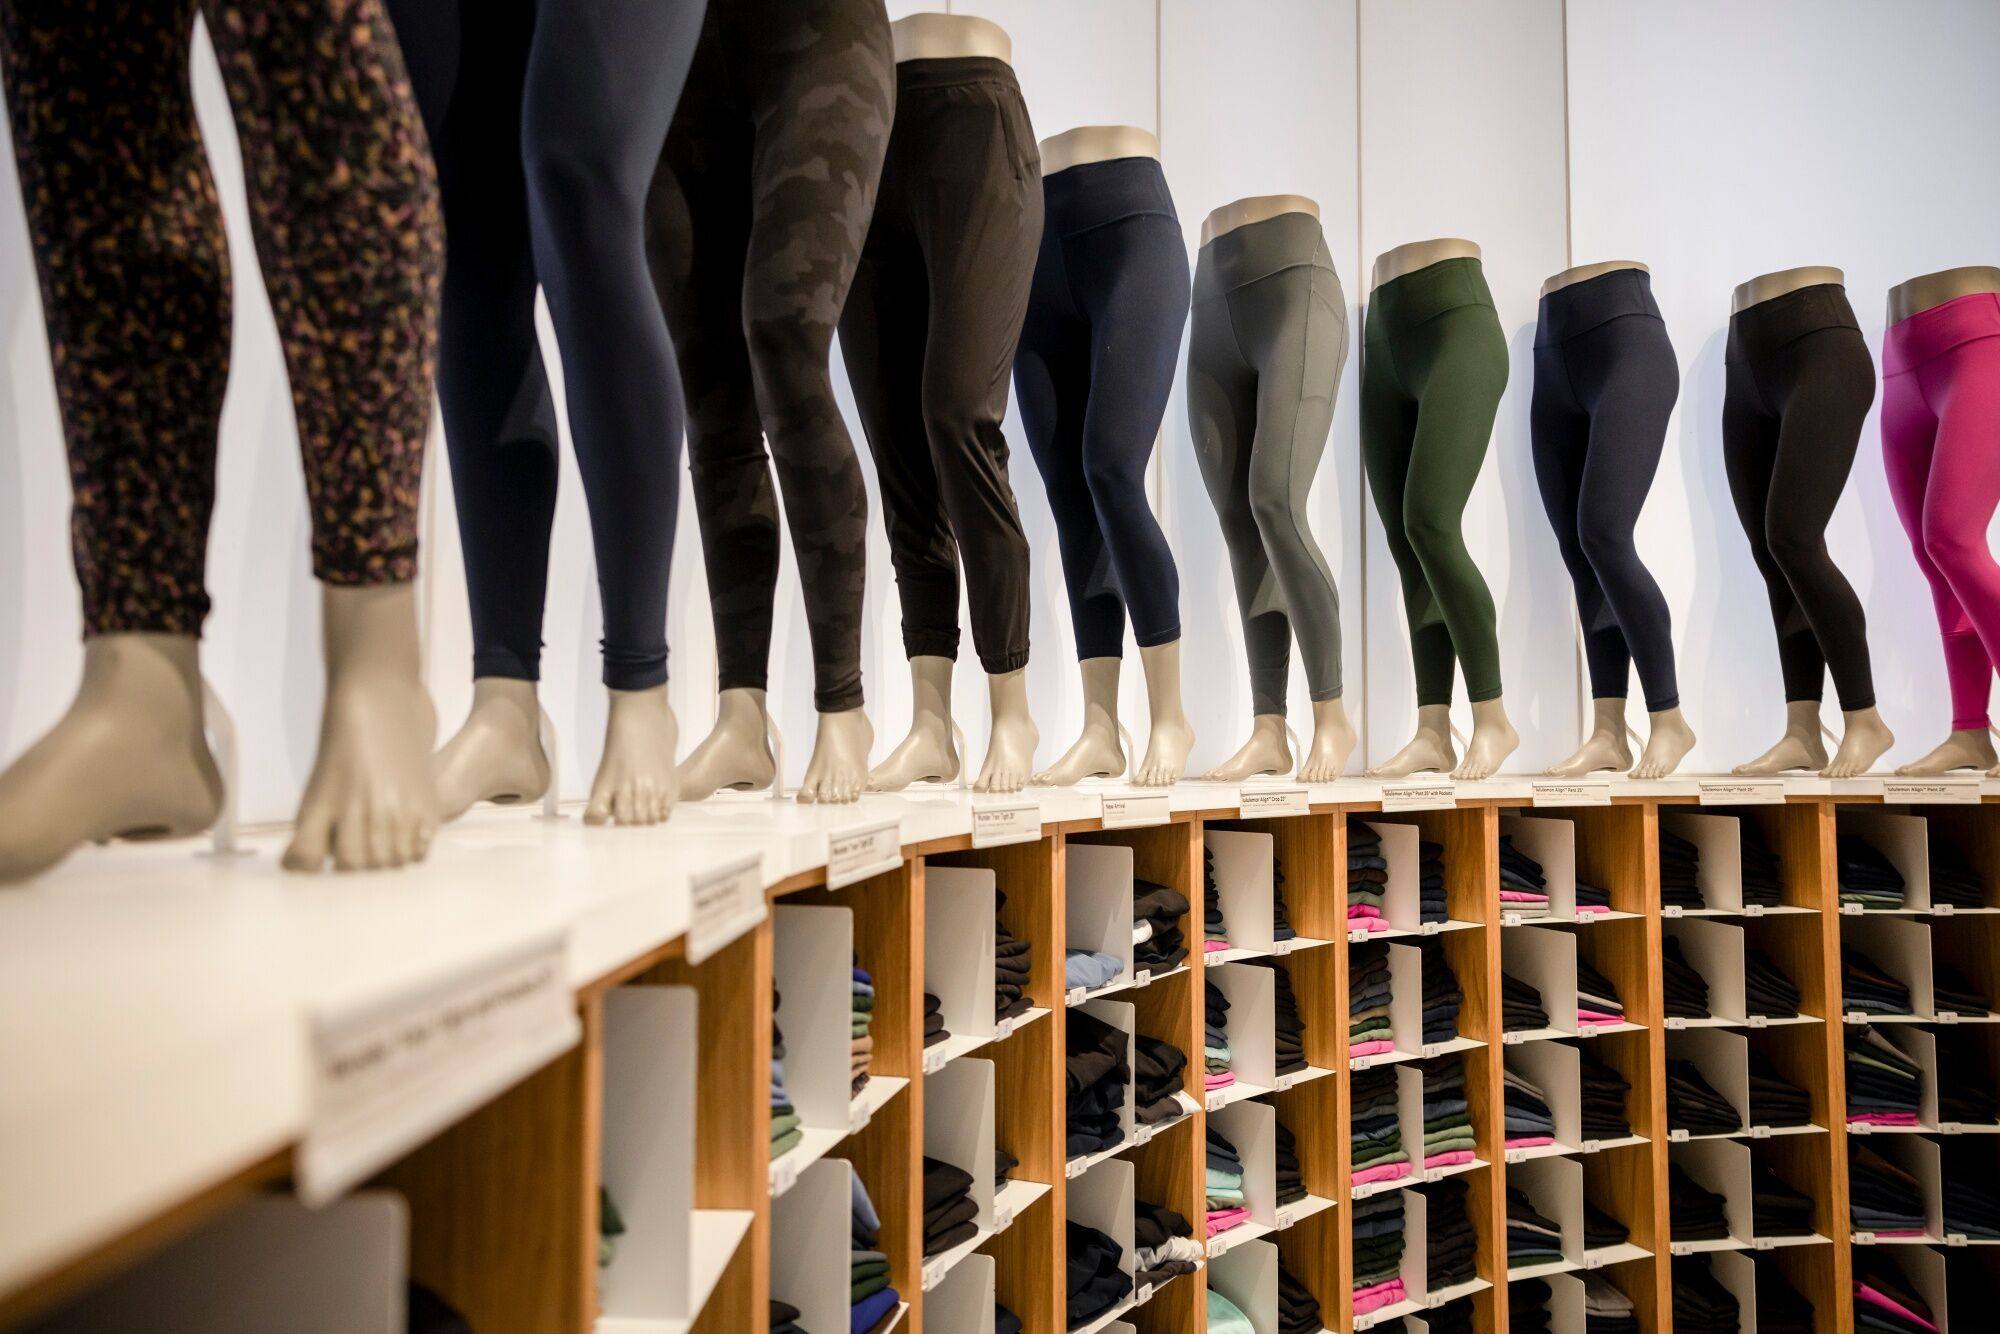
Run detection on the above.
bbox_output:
[522,132,639,250]
[745,315,837,436]
[1762,517,1823,577]
[1576,512,1637,576]
[1081,437,1146,503]
[1923,517,1994,581]
[918,377,994,452]
[1401,504,1463,568]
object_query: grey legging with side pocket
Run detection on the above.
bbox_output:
[1186,212,1347,718]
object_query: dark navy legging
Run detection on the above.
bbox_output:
[1013,155,1188,660]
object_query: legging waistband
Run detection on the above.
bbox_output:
[1194,211,1338,299]
[1366,256,1494,342]
[894,54,1020,95]
[1041,155,1177,235]
[1884,290,2000,374]
[1535,267,1663,347]
[1726,283,1860,362]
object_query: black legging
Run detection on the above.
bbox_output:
[1723,284,1878,711]
[389,0,703,691]
[1530,269,1680,712]
[647,0,892,714]
[1014,155,1187,660]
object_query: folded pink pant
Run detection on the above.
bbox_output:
[1204,1072,1236,1090]
[1203,939,1230,954]
[1504,1135,1553,1150]
[1350,1161,1411,1185]
[1353,1280,1407,1314]
[1348,1039,1396,1057]
[1857,1281,1940,1333]
[1425,1149,1476,1168]
[1205,1206,1249,1237]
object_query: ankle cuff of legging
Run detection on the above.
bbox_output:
[473,649,540,682]
[1309,685,1343,703]
[817,686,866,715]
[979,648,1031,675]
[1954,714,1992,732]
[718,669,770,696]
[602,656,669,692]
[1133,625,1182,650]
[1646,693,1680,714]
[902,631,960,662]
[1075,638,1126,662]
[1465,680,1504,704]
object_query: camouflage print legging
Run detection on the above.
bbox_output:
[0,0,442,635]
[648,0,894,715]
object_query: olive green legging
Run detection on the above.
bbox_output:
[1361,256,1508,705]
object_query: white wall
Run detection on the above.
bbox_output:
[5,3,1999,811]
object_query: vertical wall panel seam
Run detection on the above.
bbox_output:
[1559,0,1589,743]
[1354,0,1370,766]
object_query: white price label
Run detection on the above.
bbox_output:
[1947,1233,1969,1248]
[1841,903,1864,915]
[1747,1014,1768,1028]
[1935,903,1955,917]
[1239,785,1309,817]
[771,1156,799,1198]
[1066,987,1087,1007]
[1937,1011,1960,1024]
[1847,1012,1869,1024]
[1532,778,1610,807]
[1753,1237,1774,1251]
[971,800,1041,847]
[828,819,901,888]
[1696,778,1784,805]
[1504,1031,1525,1045]
[1502,912,1524,927]
[1206,1091,1227,1112]
[1662,905,1683,918]
[922,1258,947,1290]
[1750,1124,1770,1139]
[1666,1018,1687,1030]
[1065,1157,1087,1180]
[1669,1129,1689,1142]
[923,1045,949,1075]
[1135,1283,1154,1306]
[1381,780,1455,812]
[1852,1232,1876,1245]
[1100,792,1170,828]
[994,1207,1014,1234]
[1349,928,1371,944]
[300,932,578,1204]
[1743,904,1765,917]
[1581,1140,1600,1155]
[1883,777,1981,804]
[1131,1124,1152,1147]
[1671,1242,1695,1256]
[687,853,765,965]
[1275,1205,1299,1230]
[1584,1252,1604,1269]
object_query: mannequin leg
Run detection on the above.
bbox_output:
[868,656,961,790]
[1034,658,1127,785]
[1134,642,1197,787]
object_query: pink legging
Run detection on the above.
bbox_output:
[1882,293,2000,729]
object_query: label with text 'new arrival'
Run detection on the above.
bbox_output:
[1100,791,1170,828]
[300,931,579,1204]
[828,819,901,889]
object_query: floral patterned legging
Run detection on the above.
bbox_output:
[0,0,442,635]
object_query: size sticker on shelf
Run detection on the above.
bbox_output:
[1131,1124,1153,1147]
[995,1204,1015,1233]
[1065,1157,1088,1180]
[1750,1125,1771,1139]
[770,1157,799,1198]
[828,818,902,889]
[1937,1011,1960,1024]
[1934,903,1956,917]
[1205,1090,1228,1112]
[1380,780,1455,812]
[1134,1283,1154,1307]
[1066,986,1087,1007]
[850,1097,874,1135]
[1947,1233,1970,1248]
[1100,791,1171,828]
[1661,904,1683,917]
[299,930,578,1205]
[993,1015,1016,1041]
[1747,1014,1768,1028]
[1752,1237,1775,1251]
[1239,785,1309,817]
[1532,778,1610,808]
[687,853,766,965]
[1501,912,1524,927]
[1581,1140,1601,1155]
[1846,1012,1870,1024]
[922,1257,948,1291]
[1668,1129,1690,1142]
[1882,777,1981,805]
[1275,1205,1299,1230]
[1349,928,1372,944]
[923,1045,950,1075]
[1584,1252,1605,1269]
[1841,903,1865,915]
[971,800,1041,848]
[1696,778,1784,805]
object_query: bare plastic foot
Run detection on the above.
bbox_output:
[0,634,224,884]
[797,708,873,805]
[1296,700,1356,783]
[1205,715,1292,781]
[975,670,1039,794]
[1134,713,1194,787]
[869,719,960,790]
[1454,700,1519,781]
[285,584,441,872]
[1895,728,1995,776]
[1368,704,1455,778]
[1033,723,1125,786]
[1824,707,1894,779]
[582,685,679,826]
[1631,709,1697,779]
[676,688,775,802]
[1548,698,1631,777]
[433,678,552,821]
[1734,701,1826,776]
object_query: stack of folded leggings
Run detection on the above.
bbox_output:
[1420,839,1447,923]
[1852,1254,1936,1334]
[1574,873,1612,915]
[1845,1029,1920,1127]
[1207,1125,1248,1237]
[1928,838,1986,909]
[1666,1058,1741,1136]
[923,990,947,1049]
[1511,1276,1552,1334]
[1579,1052,1632,1140]
[1500,835,1551,917]
[1420,939,1463,1044]
[770,1298,804,1334]
[1351,1065,1410,1184]
[1133,1199,1200,1288]
[1064,948,1122,992]
[1427,1297,1475,1334]
[772,986,801,1159]
[1661,936,1711,1019]
[994,1303,1021,1334]
[1672,1254,1738,1334]
[1504,1066,1556,1149]
[1933,961,1991,1016]
[1274,1119,1306,1207]
[1838,835,1906,909]
[1422,1176,1478,1287]
[921,1156,976,1257]
[1938,1046,1998,1125]
[1134,1034,1188,1125]
[1348,822,1391,933]
[1204,847,1229,952]
[1205,979,1235,1090]
[1272,851,1297,944]
[1744,947,1802,1018]
[1849,1145,1927,1237]
[1659,828,1702,909]
[1351,943,1395,1057]
[1502,970,1549,1034]
[852,1172,900,1333]
[1133,879,1190,973]
[1423,1057,1476,1169]
[1278,1262,1322,1334]
[1739,818,1783,907]
[1583,1200,1628,1250]
[1351,1191,1408,1313]
[1584,1273,1638,1334]
[1575,956,1625,1027]
[1749,1065,1813,1129]
[1752,1160,1816,1238]
[1254,957,1307,1076]
[993,897,1030,1023]
[1065,1219,1131,1328]
[1843,948,1912,1016]
[1756,1266,1815,1334]
[1668,1164,1730,1241]
[852,963,875,1095]
[1506,1186,1564,1267]
[1066,1008,1128,1158]
[1945,1172,2000,1240]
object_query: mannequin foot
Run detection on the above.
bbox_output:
[1134,714,1194,787]
[1631,711,1697,780]
[869,719,960,791]
[677,688,776,801]
[433,679,551,821]
[975,711,1038,794]
[1824,708,1894,779]
[285,584,440,872]
[1367,730,1455,778]
[1454,713,1519,780]
[1895,728,1996,776]
[1733,734,1827,776]
[0,634,224,883]
[1548,733,1630,778]
[1296,706,1356,783]
[583,685,679,826]
[1033,723,1125,786]
[798,708,874,805]
[1204,720,1292,782]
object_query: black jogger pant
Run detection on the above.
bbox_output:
[648,0,893,714]
[839,56,1039,675]
[1723,284,1878,711]
[1530,268,1681,712]
[1014,155,1188,661]
[391,0,704,691]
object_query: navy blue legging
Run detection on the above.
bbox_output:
[1013,155,1187,660]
